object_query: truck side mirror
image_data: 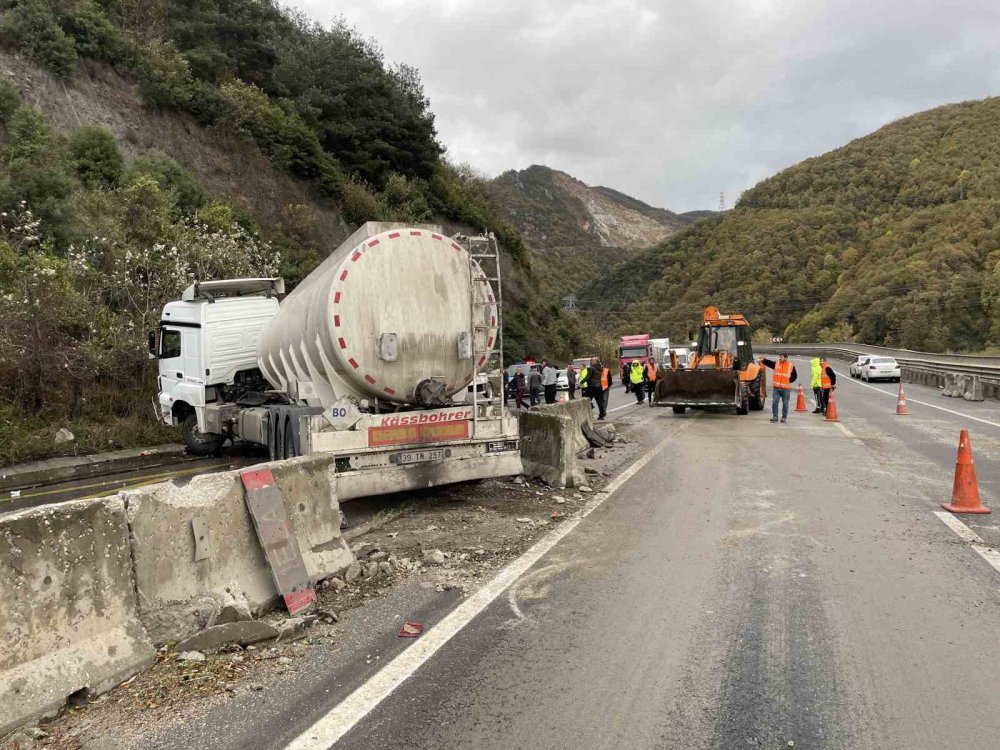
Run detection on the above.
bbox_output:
[147,330,157,360]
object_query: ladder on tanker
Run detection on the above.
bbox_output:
[465,233,503,436]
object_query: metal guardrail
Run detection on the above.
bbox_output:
[755,343,1000,398]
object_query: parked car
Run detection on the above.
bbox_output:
[861,356,901,382]
[556,369,569,391]
[849,355,870,378]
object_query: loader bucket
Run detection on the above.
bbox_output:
[655,369,738,408]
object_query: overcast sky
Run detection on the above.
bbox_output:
[289,0,1000,212]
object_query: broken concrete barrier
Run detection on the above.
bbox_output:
[518,408,586,488]
[0,497,155,736]
[124,454,354,645]
[531,399,594,453]
[941,372,960,397]
[963,375,985,402]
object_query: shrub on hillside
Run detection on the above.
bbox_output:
[0,79,21,122]
[0,107,72,234]
[339,178,384,226]
[128,151,208,216]
[68,125,124,188]
[62,1,133,66]
[138,40,193,108]
[1,0,78,77]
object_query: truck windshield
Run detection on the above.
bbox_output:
[620,346,648,357]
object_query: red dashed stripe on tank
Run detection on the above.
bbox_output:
[431,233,443,240]
[334,315,341,327]
[367,239,379,248]
[338,337,347,350]
[365,375,377,384]
[351,251,362,262]
[388,232,401,239]
[339,270,348,281]
[348,358,359,369]
[334,291,341,303]
[383,387,396,395]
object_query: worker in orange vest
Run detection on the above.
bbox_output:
[819,357,837,415]
[760,353,798,423]
[644,361,658,406]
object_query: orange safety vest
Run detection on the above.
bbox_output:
[600,367,610,389]
[820,360,831,389]
[773,360,793,390]
[646,363,657,382]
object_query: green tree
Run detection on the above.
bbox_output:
[68,125,124,188]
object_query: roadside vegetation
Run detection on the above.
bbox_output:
[0,1,590,464]
[581,97,1000,352]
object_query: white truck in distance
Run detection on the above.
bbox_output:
[151,222,520,501]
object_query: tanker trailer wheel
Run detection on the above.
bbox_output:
[749,373,766,411]
[672,405,687,414]
[283,417,297,459]
[181,412,223,455]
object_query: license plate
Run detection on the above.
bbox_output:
[393,448,446,465]
[486,440,518,454]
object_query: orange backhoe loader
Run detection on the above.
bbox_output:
[654,306,766,415]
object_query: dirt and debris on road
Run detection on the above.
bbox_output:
[3,408,657,750]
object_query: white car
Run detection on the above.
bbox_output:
[556,369,570,390]
[861,356,901,382]
[849,355,870,378]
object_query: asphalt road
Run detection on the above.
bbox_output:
[293,372,1000,749]
[32,374,1000,749]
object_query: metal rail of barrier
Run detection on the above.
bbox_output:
[755,343,1000,397]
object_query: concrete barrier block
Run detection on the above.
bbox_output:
[125,455,353,645]
[0,498,155,735]
[531,399,594,453]
[941,372,959,397]
[517,410,584,488]
[963,375,985,402]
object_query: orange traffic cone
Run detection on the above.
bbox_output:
[794,385,807,412]
[895,381,909,416]
[942,430,990,514]
[824,389,839,422]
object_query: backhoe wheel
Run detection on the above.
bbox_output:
[672,405,687,414]
[181,412,223,454]
[749,373,766,411]
[736,383,750,415]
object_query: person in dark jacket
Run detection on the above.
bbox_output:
[819,357,837,415]
[588,358,614,419]
[760,353,798,423]
[567,366,577,400]
[512,370,527,410]
[528,366,542,407]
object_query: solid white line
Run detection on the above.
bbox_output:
[933,511,1000,574]
[284,419,697,750]
[840,376,1000,429]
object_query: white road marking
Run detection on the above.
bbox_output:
[933,511,1000,574]
[839,376,1000,429]
[834,422,856,439]
[284,419,698,750]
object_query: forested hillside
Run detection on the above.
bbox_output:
[581,97,1000,351]
[0,0,584,463]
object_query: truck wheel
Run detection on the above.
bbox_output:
[283,417,297,459]
[181,413,223,455]
[672,405,687,414]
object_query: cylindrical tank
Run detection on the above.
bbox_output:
[257,222,498,408]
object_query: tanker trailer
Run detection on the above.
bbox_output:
[151,222,520,500]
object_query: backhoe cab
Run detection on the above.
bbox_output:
[654,306,766,415]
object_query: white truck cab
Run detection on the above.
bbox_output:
[151,278,284,450]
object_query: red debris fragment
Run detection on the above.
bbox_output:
[398,622,423,638]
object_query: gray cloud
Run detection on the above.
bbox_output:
[289,0,1000,212]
